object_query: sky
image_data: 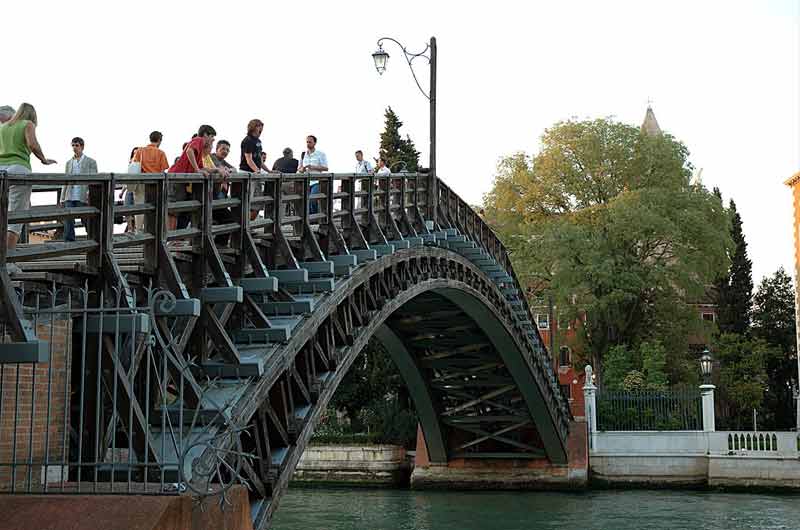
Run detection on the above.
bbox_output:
[4,0,798,283]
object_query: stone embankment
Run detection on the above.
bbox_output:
[293,445,413,486]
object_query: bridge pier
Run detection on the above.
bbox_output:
[411,422,588,490]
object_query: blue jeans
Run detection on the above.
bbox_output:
[63,200,86,242]
[309,182,320,215]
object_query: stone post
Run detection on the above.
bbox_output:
[583,365,597,450]
[700,384,716,432]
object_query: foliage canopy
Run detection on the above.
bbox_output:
[482,118,732,384]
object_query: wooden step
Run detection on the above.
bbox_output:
[372,244,395,257]
[269,269,308,283]
[352,249,377,263]
[239,277,278,293]
[299,261,334,277]
[232,326,292,344]
[201,286,243,303]
[261,298,316,316]
[282,278,335,294]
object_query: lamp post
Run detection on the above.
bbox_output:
[699,349,716,432]
[372,36,437,225]
[700,349,713,385]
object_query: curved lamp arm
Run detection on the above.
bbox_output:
[374,37,431,100]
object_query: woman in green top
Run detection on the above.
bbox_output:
[0,103,57,271]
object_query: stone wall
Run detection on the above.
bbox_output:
[590,431,800,489]
[293,445,411,486]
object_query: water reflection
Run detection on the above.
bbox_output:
[272,488,800,530]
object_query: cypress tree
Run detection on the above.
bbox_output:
[717,200,753,335]
[379,107,420,172]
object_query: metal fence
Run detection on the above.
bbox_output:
[596,388,702,431]
[0,283,252,495]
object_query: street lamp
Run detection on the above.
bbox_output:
[700,349,713,384]
[371,45,389,75]
[371,36,438,225]
[699,349,716,431]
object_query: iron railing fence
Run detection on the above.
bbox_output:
[597,387,703,431]
[0,282,252,495]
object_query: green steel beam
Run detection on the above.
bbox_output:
[373,324,448,464]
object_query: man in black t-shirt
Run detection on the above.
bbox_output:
[272,147,299,173]
[240,119,271,220]
[240,119,269,172]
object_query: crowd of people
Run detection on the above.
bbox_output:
[0,103,397,267]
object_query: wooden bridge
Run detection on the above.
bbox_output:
[0,169,571,528]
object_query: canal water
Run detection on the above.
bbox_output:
[272,488,800,530]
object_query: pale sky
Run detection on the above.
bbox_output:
[5,0,798,283]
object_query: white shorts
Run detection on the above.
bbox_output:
[0,164,32,235]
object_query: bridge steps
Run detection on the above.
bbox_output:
[261,297,316,316]
[428,228,541,342]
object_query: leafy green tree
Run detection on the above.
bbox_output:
[603,345,633,390]
[641,340,668,390]
[330,339,403,430]
[752,267,797,428]
[483,118,732,382]
[714,333,777,430]
[716,200,753,335]
[379,107,420,172]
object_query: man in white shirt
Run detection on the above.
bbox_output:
[299,135,328,214]
[354,150,373,174]
[61,137,98,242]
[299,135,328,172]
[375,157,391,176]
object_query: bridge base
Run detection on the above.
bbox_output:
[411,422,588,490]
[0,486,253,530]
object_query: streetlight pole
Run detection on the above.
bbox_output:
[372,36,438,226]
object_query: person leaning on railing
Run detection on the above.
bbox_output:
[0,103,58,274]
[166,125,228,233]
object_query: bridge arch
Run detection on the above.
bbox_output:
[203,247,569,526]
[0,170,570,529]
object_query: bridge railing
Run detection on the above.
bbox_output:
[0,169,569,436]
[0,170,430,270]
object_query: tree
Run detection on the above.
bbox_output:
[716,200,753,335]
[483,118,732,383]
[603,345,634,390]
[640,340,668,390]
[714,333,776,430]
[752,267,797,428]
[322,338,417,446]
[596,341,669,391]
[379,107,419,172]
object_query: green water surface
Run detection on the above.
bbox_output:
[272,488,800,530]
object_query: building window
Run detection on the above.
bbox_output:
[702,312,715,323]
[559,384,572,401]
[559,346,571,367]
[536,313,549,330]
